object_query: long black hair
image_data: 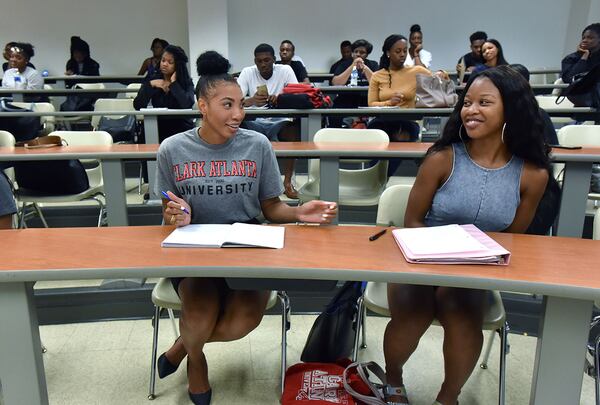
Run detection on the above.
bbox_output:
[159,45,192,87]
[195,51,238,98]
[379,34,408,88]
[483,39,508,66]
[429,65,550,170]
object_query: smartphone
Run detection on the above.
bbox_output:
[549,144,583,150]
[256,85,268,97]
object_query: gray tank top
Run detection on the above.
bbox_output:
[424,143,524,232]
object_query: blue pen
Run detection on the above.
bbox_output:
[161,191,190,215]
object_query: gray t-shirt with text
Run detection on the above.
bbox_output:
[155,127,283,224]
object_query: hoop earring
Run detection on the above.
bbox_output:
[501,123,506,144]
[459,124,467,143]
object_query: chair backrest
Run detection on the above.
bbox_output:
[125,83,142,99]
[0,130,15,147]
[557,125,600,146]
[49,130,113,147]
[91,98,135,129]
[313,128,389,144]
[536,95,574,109]
[551,78,564,96]
[375,184,413,227]
[0,131,16,181]
[10,102,56,134]
[75,82,105,90]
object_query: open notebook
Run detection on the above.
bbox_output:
[392,224,510,265]
[161,223,285,249]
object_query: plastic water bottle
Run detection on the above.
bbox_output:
[41,69,49,78]
[349,66,358,87]
[13,73,24,89]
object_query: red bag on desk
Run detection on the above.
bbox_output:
[281,359,372,405]
[280,83,332,108]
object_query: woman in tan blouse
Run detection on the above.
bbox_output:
[368,34,430,143]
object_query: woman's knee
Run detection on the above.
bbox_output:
[435,287,486,330]
[388,284,435,322]
[178,278,221,335]
[212,291,269,341]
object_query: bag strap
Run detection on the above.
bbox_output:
[15,135,63,148]
[343,361,387,405]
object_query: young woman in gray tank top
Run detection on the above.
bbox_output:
[383,66,550,405]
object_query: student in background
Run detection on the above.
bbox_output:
[155,50,337,405]
[133,44,195,143]
[456,31,487,82]
[0,173,16,229]
[368,34,430,142]
[404,24,432,69]
[1,43,43,90]
[561,23,600,107]
[137,37,169,76]
[65,36,100,76]
[330,39,379,127]
[472,39,508,74]
[237,43,300,198]
[329,40,353,74]
[276,40,309,83]
[383,66,548,405]
[2,42,35,72]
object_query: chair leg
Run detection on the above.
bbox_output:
[277,291,291,395]
[167,308,178,339]
[360,303,368,349]
[595,333,600,405]
[480,329,496,369]
[148,305,161,400]
[17,203,27,228]
[33,203,49,228]
[498,322,509,405]
[352,295,365,362]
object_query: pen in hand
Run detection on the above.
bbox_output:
[161,191,190,215]
[369,228,387,241]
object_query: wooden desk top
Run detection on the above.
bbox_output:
[1,142,600,162]
[0,225,599,300]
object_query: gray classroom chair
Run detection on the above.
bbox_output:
[148,278,291,400]
[352,184,509,405]
[15,130,113,228]
[298,128,389,206]
[557,125,600,204]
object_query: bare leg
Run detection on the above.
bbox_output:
[178,278,221,394]
[434,287,486,405]
[278,121,300,199]
[384,284,436,402]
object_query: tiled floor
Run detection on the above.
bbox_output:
[40,315,596,405]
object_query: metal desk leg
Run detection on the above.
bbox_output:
[143,115,159,200]
[307,112,322,141]
[300,117,308,142]
[555,161,592,237]
[101,160,128,226]
[529,296,593,405]
[320,157,339,225]
[0,282,48,405]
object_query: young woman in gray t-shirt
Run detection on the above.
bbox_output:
[155,51,337,405]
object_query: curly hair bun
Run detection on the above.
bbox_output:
[196,51,231,76]
[410,24,421,33]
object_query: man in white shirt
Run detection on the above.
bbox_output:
[237,43,300,198]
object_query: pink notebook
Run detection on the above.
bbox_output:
[392,224,510,265]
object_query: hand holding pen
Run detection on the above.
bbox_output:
[161,190,191,227]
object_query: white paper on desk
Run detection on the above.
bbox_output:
[161,223,285,249]
[392,224,510,265]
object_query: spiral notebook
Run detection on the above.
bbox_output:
[392,224,510,265]
[161,223,285,249]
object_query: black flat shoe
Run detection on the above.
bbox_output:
[157,352,179,379]
[188,389,212,405]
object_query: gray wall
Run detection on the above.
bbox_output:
[0,0,189,75]
[1,0,598,76]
